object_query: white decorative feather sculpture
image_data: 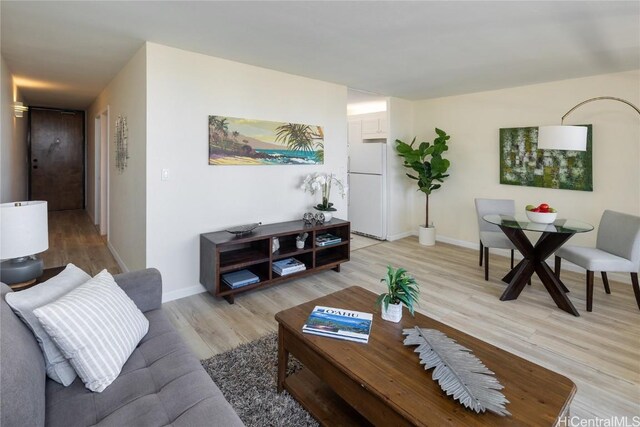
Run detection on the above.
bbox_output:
[403,326,511,416]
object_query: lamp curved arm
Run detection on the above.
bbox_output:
[561,96,640,124]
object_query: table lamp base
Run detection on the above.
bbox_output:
[0,256,44,286]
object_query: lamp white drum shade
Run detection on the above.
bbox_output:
[0,201,49,260]
[537,125,588,151]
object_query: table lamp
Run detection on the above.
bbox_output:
[0,201,49,286]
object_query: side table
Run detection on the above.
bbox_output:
[9,266,66,291]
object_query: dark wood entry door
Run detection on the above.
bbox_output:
[30,108,84,211]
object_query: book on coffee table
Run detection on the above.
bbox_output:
[302,306,372,344]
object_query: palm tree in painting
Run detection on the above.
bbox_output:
[275,124,324,162]
[216,117,229,139]
[209,116,231,149]
[314,126,324,163]
[208,116,220,144]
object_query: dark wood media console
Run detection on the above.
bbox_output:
[200,219,350,304]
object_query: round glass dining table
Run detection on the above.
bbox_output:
[483,214,594,316]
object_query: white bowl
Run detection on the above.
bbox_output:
[526,210,557,224]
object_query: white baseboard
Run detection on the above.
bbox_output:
[435,233,631,284]
[435,234,478,251]
[387,230,415,241]
[107,241,129,273]
[162,284,206,303]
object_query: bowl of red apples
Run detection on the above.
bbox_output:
[525,203,557,224]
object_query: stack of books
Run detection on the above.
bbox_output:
[221,269,260,289]
[302,306,373,344]
[315,233,342,247]
[273,258,306,276]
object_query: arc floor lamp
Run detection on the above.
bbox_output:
[538,96,640,151]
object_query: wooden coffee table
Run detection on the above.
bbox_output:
[275,286,575,426]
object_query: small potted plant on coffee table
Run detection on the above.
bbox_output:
[376,266,420,323]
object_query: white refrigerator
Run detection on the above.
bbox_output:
[348,122,387,239]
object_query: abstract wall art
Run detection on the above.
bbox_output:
[114,115,129,173]
[208,115,324,165]
[499,125,592,191]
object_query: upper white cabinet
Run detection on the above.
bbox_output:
[359,112,388,140]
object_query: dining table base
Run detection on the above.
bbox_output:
[498,227,580,316]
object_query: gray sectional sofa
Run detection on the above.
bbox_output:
[1,268,244,427]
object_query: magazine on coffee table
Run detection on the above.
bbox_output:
[302,306,372,344]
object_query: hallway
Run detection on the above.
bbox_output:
[41,210,121,276]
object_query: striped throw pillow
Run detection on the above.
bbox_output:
[5,263,90,386]
[33,270,149,392]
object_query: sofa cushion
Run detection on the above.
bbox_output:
[45,309,243,427]
[5,263,90,385]
[1,283,46,427]
[34,270,149,392]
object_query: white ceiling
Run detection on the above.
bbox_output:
[2,1,639,110]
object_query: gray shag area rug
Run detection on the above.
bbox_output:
[201,333,319,427]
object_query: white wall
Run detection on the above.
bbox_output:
[412,70,640,248]
[87,45,147,272]
[387,97,416,240]
[145,43,348,301]
[0,56,28,203]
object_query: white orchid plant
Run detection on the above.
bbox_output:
[301,173,348,212]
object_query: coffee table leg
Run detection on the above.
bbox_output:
[277,323,289,393]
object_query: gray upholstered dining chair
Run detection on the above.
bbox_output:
[555,210,640,312]
[475,198,517,281]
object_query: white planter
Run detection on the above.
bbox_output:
[314,210,333,222]
[381,302,403,323]
[418,225,436,246]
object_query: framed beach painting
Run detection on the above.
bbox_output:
[208,115,324,165]
[499,125,592,191]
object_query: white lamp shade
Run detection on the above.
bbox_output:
[537,125,588,151]
[0,201,49,260]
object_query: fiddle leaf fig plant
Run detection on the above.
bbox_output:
[396,128,451,228]
[376,266,420,316]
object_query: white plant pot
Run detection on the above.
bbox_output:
[418,225,436,246]
[381,302,403,323]
[314,210,333,222]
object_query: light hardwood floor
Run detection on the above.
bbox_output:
[42,210,121,276]
[349,233,382,251]
[47,210,640,422]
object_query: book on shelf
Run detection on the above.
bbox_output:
[273,266,306,276]
[302,306,372,344]
[221,269,260,289]
[315,233,342,247]
[273,257,306,275]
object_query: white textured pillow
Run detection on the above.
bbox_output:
[5,263,91,385]
[33,269,149,392]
